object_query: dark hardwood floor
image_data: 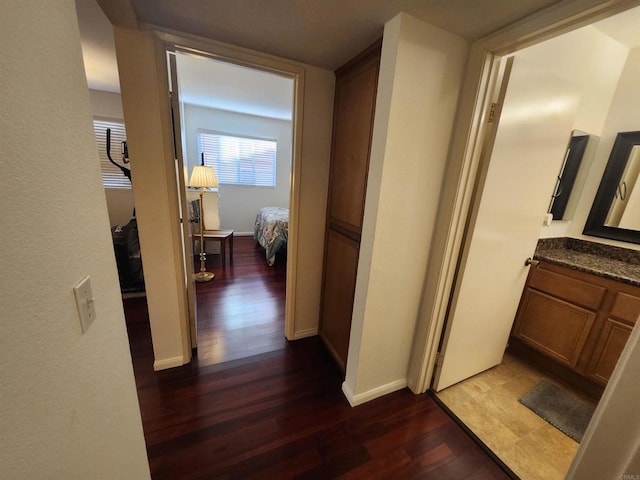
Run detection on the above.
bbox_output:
[123,237,510,479]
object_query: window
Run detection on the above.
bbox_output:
[197,132,277,187]
[93,119,130,189]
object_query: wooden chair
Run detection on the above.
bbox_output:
[188,198,234,267]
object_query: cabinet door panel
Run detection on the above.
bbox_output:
[512,289,596,367]
[587,318,633,385]
[319,231,360,370]
[328,58,378,231]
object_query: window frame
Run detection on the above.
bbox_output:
[93,117,131,190]
[196,129,278,188]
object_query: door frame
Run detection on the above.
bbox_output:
[408,0,640,393]
[153,29,305,342]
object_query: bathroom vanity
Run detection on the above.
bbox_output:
[509,238,640,399]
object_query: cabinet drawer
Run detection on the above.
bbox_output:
[610,292,640,325]
[529,268,606,310]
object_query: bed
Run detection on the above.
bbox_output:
[254,207,289,266]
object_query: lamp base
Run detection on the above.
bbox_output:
[194,271,215,282]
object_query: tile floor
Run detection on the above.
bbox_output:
[435,353,596,480]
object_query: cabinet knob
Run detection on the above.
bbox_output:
[525,257,540,268]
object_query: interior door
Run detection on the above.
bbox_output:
[168,52,198,348]
[433,56,580,390]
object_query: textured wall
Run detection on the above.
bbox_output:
[0,1,150,478]
[346,13,469,403]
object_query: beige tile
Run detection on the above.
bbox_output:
[479,361,520,386]
[457,373,495,398]
[436,354,581,479]
[515,423,579,476]
[436,383,474,408]
[498,441,566,480]
[474,383,546,438]
[499,374,540,401]
[448,398,521,452]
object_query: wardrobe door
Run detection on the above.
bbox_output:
[319,42,381,371]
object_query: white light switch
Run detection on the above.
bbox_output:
[74,275,96,333]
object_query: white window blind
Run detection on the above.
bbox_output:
[93,119,131,189]
[197,132,277,187]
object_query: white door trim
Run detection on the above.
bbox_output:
[151,29,304,342]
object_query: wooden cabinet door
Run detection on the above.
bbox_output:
[586,291,640,385]
[512,288,596,368]
[319,42,381,370]
[319,231,360,369]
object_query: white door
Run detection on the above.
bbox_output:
[168,52,199,349]
[433,57,580,390]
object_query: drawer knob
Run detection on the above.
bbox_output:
[525,257,540,268]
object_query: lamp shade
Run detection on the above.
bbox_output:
[189,165,218,188]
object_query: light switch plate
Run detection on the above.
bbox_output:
[73,275,96,333]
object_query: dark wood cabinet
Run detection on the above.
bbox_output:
[319,41,381,371]
[510,261,640,398]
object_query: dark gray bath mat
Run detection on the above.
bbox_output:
[519,380,596,442]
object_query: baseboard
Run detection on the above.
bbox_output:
[291,328,318,340]
[342,378,408,407]
[153,356,186,371]
[234,232,254,237]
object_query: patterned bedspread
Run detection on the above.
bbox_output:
[254,207,289,266]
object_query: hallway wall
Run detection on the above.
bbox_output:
[0,1,150,477]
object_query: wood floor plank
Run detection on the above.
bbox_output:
[123,237,510,479]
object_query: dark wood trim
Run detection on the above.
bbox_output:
[550,134,589,219]
[335,38,383,77]
[327,218,362,243]
[583,130,640,244]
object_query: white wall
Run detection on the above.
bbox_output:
[89,88,124,118]
[0,1,150,478]
[559,46,640,250]
[89,89,136,226]
[516,26,640,247]
[515,26,628,135]
[344,13,469,405]
[291,66,334,338]
[114,26,192,370]
[183,104,292,234]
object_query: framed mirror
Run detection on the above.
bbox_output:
[548,131,597,220]
[583,130,640,244]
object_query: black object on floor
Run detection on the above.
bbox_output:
[519,380,596,442]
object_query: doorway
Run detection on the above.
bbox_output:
[430,5,640,479]
[170,49,296,364]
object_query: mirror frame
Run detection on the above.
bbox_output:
[583,130,640,245]
[549,133,590,220]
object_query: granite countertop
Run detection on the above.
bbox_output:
[534,238,640,287]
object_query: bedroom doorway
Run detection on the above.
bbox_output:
[169,47,296,364]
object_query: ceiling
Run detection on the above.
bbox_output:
[175,52,294,120]
[76,0,640,119]
[591,5,640,49]
[127,0,563,70]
